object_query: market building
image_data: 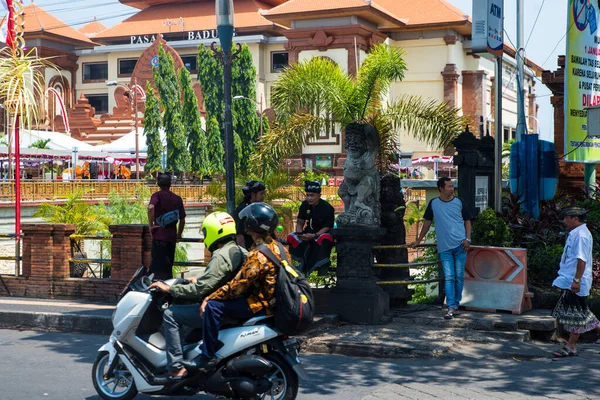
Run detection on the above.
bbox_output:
[1,0,544,174]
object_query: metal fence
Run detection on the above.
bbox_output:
[0,181,341,204]
[372,243,443,301]
[0,233,18,295]
[68,234,207,279]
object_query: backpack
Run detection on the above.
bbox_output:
[257,242,314,336]
[155,209,180,228]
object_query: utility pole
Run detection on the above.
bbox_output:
[494,55,503,213]
[516,0,526,141]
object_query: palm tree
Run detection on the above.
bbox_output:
[251,44,466,175]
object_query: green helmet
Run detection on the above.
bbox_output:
[202,212,237,252]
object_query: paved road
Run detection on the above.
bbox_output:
[1,329,599,400]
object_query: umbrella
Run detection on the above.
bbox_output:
[411,156,455,178]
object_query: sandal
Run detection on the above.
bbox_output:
[444,311,454,320]
[553,346,578,358]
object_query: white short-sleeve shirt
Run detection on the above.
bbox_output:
[553,223,593,296]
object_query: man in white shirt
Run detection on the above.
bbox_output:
[552,206,600,357]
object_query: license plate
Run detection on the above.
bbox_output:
[282,338,300,364]
[282,338,300,352]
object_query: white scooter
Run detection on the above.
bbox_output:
[92,267,306,400]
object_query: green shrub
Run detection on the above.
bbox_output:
[472,208,513,247]
[408,231,439,304]
[527,244,563,287]
[306,248,337,288]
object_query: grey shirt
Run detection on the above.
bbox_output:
[170,241,247,300]
[423,196,471,254]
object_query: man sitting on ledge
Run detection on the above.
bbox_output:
[287,180,335,276]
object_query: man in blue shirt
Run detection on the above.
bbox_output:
[411,177,472,319]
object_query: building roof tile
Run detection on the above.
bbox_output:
[13,4,95,46]
[78,18,108,38]
[94,0,278,40]
[263,0,468,28]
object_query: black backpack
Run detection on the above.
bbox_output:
[257,242,314,335]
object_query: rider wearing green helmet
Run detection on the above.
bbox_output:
[149,211,246,381]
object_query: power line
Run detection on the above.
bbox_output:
[525,0,545,49]
[540,18,576,68]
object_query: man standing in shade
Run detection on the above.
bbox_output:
[551,206,600,358]
[147,173,186,280]
[233,180,266,249]
[287,180,335,275]
[411,177,471,319]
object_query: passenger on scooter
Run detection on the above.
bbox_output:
[196,202,289,371]
[148,212,246,380]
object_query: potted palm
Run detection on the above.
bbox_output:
[252,43,467,175]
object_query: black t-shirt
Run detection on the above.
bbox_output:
[233,200,253,249]
[297,199,335,234]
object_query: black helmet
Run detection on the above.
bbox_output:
[242,180,266,196]
[239,202,278,234]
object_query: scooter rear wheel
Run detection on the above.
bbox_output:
[92,351,138,400]
[259,352,299,400]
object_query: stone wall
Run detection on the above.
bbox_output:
[1,223,152,302]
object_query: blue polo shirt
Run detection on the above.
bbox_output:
[423,196,471,253]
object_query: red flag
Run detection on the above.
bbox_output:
[0,0,15,49]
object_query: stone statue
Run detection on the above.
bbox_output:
[376,174,411,306]
[337,123,380,227]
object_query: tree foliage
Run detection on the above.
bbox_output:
[232,44,260,174]
[153,45,190,173]
[34,189,110,240]
[197,43,262,175]
[253,43,466,176]
[179,67,209,176]
[143,82,163,174]
[205,116,224,174]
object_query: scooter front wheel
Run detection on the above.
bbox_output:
[92,351,138,400]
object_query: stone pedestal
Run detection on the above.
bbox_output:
[332,227,389,324]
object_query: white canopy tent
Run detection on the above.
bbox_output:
[95,128,166,154]
[4,129,97,152]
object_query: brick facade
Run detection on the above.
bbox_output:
[1,223,153,302]
[462,70,488,130]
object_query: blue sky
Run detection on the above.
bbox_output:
[15,0,565,141]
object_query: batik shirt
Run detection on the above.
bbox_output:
[206,236,289,314]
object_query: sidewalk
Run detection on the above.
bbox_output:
[0,296,568,361]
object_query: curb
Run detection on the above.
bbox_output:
[0,310,112,335]
[302,339,452,359]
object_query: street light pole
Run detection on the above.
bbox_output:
[106,80,145,180]
[133,76,139,180]
[216,0,236,215]
[259,93,263,138]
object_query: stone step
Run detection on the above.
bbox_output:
[393,307,556,333]
[461,329,530,343]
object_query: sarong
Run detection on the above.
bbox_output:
[552,289,600,334]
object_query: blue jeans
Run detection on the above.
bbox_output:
[201,298,265,358]
[440,245,467,311]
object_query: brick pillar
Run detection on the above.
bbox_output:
[142,225,152,269]
[528,93,538,133]
[462,70,488,131]
[441,64,460,108]
[52,224,77,280]
[21,224,54,280]
[109,225,146,282]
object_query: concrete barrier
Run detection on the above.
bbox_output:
[461,246,533,315]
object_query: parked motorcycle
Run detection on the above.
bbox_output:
[92,267,306,400]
